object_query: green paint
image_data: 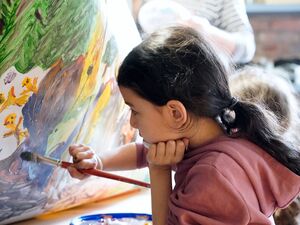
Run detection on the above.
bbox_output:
[0,0,100,75]
[102,36,117,66]
[0,0,21,39]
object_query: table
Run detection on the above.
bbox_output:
[12,189,151,225]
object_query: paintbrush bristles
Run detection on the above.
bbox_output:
[20,151,61,166]
[20,151,38,162]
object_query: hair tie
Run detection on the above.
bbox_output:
[215,97,240,136]
[228,97,238,110]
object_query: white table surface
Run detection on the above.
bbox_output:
[12,188,151,225]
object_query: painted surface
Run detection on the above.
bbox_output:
[0,0,143,224]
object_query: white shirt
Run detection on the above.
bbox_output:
[138,0,255,63]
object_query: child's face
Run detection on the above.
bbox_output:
[119,86,175,144]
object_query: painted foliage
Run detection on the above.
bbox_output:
[0,0,143,224]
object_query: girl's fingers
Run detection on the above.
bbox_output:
[75,158,97,169]
[69,144,81,155]
[69,144,90,155]
[67,166,89,180]
[147,139,189,166]
[75,149,94,161]
[166,140,176,156]
[174,140,186,162]
[175,140,185,154]
[69,144,94,161]
[156,142,166,158]
[68,144,98,169]
[182,138,189,150]
[147,144,157,163]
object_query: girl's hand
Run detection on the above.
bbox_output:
[147,139,189,169]
[68,144,99,180]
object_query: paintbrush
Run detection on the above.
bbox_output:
[20,151,150,188]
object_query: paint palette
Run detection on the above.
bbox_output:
[70,213,152,225]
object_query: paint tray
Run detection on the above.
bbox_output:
[70,213,152,225]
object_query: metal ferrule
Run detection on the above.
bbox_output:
[36,155,62,167]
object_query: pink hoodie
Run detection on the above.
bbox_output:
[137,136,300,225]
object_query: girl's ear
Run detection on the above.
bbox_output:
[164,100,187,128]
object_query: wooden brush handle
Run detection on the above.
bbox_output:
[61,161,150,188]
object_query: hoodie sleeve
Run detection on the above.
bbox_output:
[168,164,251,225]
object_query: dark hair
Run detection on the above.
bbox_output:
[117,26,300,175]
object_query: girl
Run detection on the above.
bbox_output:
[68,26,300,225]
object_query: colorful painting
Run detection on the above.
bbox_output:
[0,0,144,224]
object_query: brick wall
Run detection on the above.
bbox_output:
[248,13,300,62]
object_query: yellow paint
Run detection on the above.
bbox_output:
[21,76,38,95]
[0,93,5,104]
[3,113,28,145]
[0,86,29,113]
[76,13,106,103]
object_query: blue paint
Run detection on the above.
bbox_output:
[70,213,152,225]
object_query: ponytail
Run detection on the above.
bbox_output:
[234,101,300,175]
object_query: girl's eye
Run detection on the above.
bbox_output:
[131,109,138,115]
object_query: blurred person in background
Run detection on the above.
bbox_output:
[131,0,256,65]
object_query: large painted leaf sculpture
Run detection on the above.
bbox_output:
[0,0,144,224]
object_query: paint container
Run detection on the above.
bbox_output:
[70,213,152,225]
